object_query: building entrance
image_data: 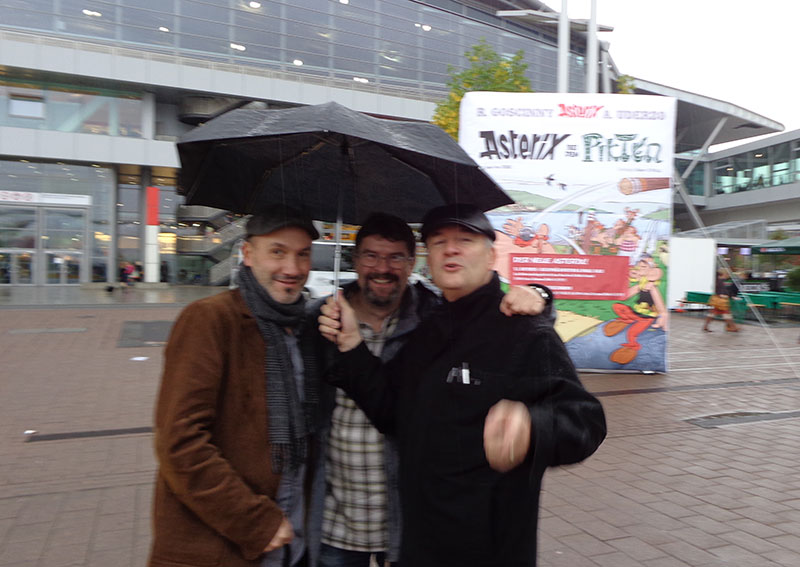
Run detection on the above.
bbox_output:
[0,205,89,285]
[0,251,33,284]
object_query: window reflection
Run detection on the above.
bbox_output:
[0,81,143,138]
[711,141,800,196]
[676,159,704,196]
[0,0,582,95]
[771,143,790,186]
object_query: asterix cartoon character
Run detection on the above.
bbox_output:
[603,254,667,365]
[502,217,556,254]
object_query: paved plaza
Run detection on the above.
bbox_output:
[1,286,799,566]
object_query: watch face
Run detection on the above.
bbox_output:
[519,227,534,241]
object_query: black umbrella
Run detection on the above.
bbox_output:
[177,101,512,286]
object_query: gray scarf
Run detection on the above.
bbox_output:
[237,265,318,473]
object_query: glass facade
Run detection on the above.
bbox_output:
[0,159,114,284]
[116,165,143,271]
[0,0,586,97]
[0,79,144,137]
[154,169,183,283]
[675,158,705,196]
[711,141,800,195]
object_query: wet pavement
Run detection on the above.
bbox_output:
[0,287,799,566]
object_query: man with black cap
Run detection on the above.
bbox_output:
[319,203,606,567]
[308,212,551,567]
[149,204,320,567]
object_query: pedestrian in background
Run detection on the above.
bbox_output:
[704,270,739,332]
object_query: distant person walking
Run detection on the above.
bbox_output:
[704,270,739,332]
[119,261,134,288]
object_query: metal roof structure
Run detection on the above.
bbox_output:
[675,219,771,246]
[493,3,784,155]
[630,78,784,154]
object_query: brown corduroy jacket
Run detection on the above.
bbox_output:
[148,290,284,567]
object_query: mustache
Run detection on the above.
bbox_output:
[367,273,399,283]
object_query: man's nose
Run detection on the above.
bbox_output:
[444,239,461,254]
[373,255,393,268]
[283,254,303,275]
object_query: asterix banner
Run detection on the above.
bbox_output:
[459,92,676,372]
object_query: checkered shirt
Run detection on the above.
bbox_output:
[320,314,398,551]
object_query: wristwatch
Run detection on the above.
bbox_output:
[528,284,551,304]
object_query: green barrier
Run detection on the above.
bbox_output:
[682,291,800,322]
[685,291,711,304]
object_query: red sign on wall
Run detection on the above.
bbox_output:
[510,254,630,300]
[146,186,160,226]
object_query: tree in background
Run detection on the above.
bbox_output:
[786,267,800,292]
[433,39,532,139]
[616,74,636,94]
[767,229,796,271]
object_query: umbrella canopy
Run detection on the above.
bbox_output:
[754,236,800,255]
[176,101,512,224]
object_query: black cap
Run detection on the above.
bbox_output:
[246,204,319,240]
[420,203,495,243]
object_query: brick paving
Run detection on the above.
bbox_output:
[1,289,799,566]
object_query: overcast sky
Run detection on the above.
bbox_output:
[562,0,799,146]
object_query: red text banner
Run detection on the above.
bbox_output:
[510,254,630,300]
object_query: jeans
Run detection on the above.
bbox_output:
[318,543,396,567]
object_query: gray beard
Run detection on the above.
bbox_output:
[364,281,401,309]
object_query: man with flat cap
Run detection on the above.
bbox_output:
[150,204,320,567]
[319,203,607,567]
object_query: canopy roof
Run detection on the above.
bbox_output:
[631,78,784,154]
[675,219,770,245]
[753,236,800,255]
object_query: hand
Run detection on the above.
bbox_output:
[483,400,531,473]
[263,518,294,554]
[318,292,362,352]
[500,285,545,317]
[502,217,524,237]
[652,314,668,331]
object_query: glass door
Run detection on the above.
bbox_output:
[16,251,34,284]
[0,206,36,285]
[0,252,35,284]
[42,208,87,285]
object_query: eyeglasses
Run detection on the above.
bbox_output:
[356,251,412,268]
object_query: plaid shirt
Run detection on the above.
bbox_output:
[320,315,398,551]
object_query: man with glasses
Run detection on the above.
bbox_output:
[309,212,551,567]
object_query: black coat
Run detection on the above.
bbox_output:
[329,273,606,567]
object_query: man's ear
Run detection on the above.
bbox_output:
[241,240,253,267]
[488,244,496,270]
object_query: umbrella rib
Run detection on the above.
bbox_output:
[244,137,331,212]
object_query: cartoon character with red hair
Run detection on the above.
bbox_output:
[502,217,556,254]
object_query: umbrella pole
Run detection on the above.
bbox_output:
[333,203,343,293]
[333,138,356,297]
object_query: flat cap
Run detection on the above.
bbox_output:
[246,203,319,240]
[420,203,495,242]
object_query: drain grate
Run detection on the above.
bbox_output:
[686,410,800,429]
[594,377,800,398]
[118,321,173,347]
[26,426,152,442]
[9,328,87,334]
